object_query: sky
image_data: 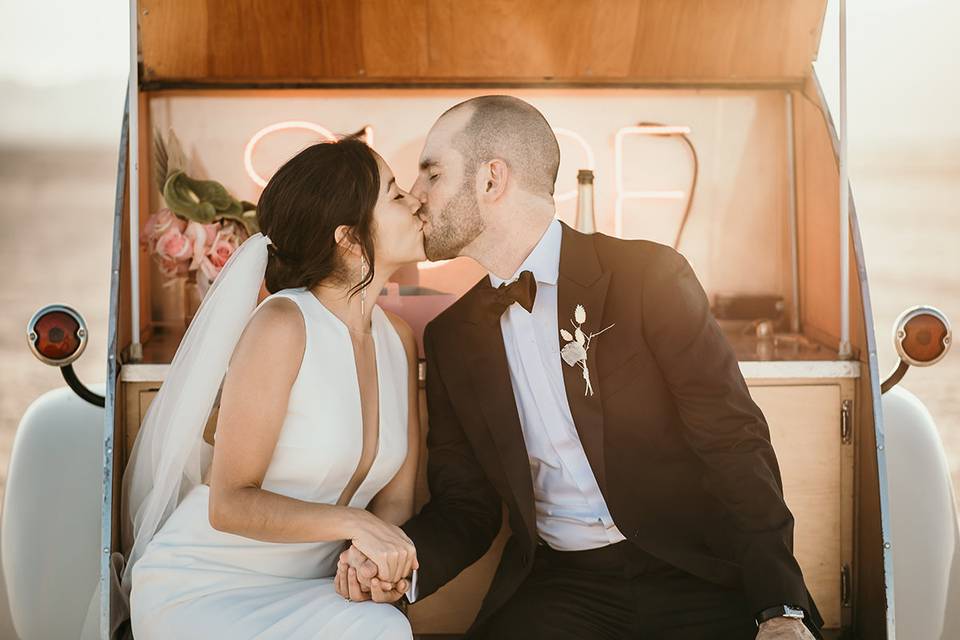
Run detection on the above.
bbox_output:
[0,0,957,163]
[0,0,128,85]
[815,0,960,165]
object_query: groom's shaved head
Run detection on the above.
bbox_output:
[441,95,560,198]
[413,95,560,260]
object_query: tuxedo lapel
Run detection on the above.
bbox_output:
[557,223,610,492]
[461,286,537,538]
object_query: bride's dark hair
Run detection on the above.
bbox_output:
[256,137,380,294]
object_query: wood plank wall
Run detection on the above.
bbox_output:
[138,0,826,85]
[794,84,842,352]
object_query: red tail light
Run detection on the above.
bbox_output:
[26,305,88,366]
[894,306,952,367]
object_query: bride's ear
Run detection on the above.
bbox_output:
[334,225,361,255]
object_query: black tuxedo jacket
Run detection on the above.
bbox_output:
[403,222,823,634]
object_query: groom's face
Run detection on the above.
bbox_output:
[411,111,484,261]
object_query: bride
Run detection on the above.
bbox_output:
[124,137,424,639]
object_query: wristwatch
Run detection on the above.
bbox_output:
[756,604,805,625]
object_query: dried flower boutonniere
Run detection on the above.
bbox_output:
[559,304,614,396]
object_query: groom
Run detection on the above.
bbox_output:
[337,96,823,639]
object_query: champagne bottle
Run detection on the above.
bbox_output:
[575,169,596,234]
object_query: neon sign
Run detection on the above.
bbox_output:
[243,120,692,242]
[243,121,336,188]
[552,127,596,204]
[613,125,690,237]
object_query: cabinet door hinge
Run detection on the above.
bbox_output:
[841,399,853,444]
[841,563,852,607]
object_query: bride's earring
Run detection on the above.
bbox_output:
[359,254,367,317]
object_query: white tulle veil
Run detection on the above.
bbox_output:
[121,232,273,593]
[119,232,273,595]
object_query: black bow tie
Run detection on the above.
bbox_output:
[483,270,538,322]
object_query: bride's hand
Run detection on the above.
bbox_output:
[348,511,418,584]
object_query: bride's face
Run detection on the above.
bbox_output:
[370,155,426,267]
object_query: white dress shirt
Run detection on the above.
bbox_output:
[407,220,624,601]
[490,219,626,551]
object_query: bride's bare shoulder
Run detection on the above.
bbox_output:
[231,296,306,368]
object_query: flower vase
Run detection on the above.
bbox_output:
[152,265,186,331]
[183,271,204,330]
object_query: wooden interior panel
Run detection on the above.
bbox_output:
[404,381,851,633]
[139,0,827,85]
[839,378,856,631]
[628,0,824,82]
[139,0,363,81]
[853,357,886,638]
[137,93,153,346]
[794,85,841,349]
[118,163,132,358]
[408,520,510,634]
[207,2,326,79]
[422,0,595,79]
[751,383,844,628]
[848,132,889,639]
[360,0,429,78]
[794,71,885,635]
[406,388,508,633]
[114,162,132,554]
[117,374,852,633]
[118,376,852,629]
[138,0,210,81]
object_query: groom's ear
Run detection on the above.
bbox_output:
[481,158,509,201]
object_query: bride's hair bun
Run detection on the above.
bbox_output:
[256,138,380,294]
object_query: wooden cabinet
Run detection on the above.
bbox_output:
[407,376,857,634]
[119,366,857,634]
[750,380,856,629]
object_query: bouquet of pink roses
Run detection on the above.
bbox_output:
[141,209,249,294]
[142,129,258,294]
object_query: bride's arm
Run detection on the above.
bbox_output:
[367,312,420,526]
[206,298,403,555]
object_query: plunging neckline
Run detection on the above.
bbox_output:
[302,288,384,508]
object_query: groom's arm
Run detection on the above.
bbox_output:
[640,245,814,620]
[400,321,503,600]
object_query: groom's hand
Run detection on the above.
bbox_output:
[756,617,816,639]
[369,576,409,604]
[340,546,380,590]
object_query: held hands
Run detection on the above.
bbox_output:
[335,544,409,603]
[347,510,418,583]
[756,617,816,639]
[333,510,416,604]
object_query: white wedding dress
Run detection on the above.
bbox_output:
[129,287,413,639]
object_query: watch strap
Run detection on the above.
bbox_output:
[756,604,805,625]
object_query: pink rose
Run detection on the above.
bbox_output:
[198,255,220,283]
[194,228,240,285]
[207,236,236,270]
[141,208,186,252]
[183,221,219,269]
[155,227,194,267]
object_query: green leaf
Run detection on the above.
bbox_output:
[163,171,245,225]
